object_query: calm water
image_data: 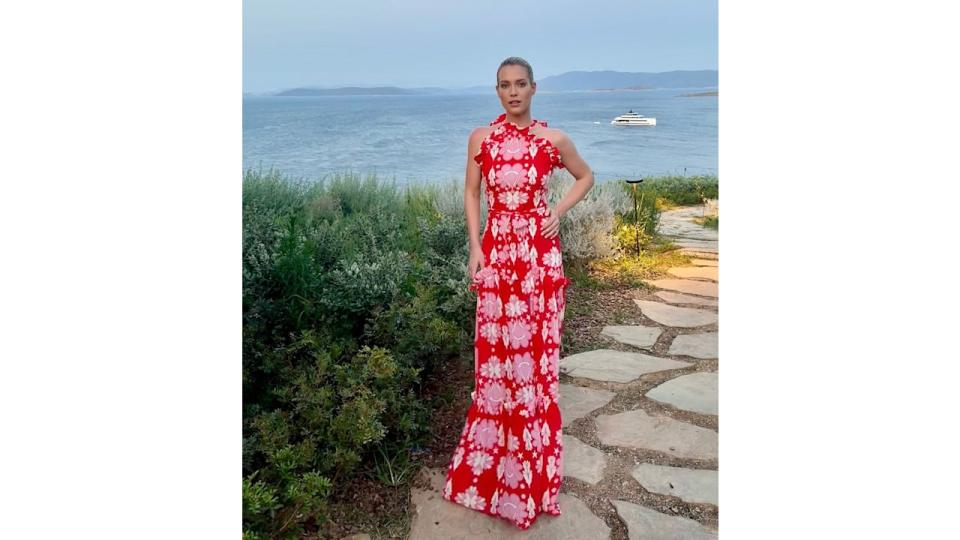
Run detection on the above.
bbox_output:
[243,90,717,185]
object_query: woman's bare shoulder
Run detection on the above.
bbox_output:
[535,126,570,148]
[470,126,495,139]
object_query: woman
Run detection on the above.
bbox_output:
[442,56,595,530]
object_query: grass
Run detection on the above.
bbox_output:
[641,174,718,208]
[567,239,693,291]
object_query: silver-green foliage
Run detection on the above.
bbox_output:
[546,170,632,259]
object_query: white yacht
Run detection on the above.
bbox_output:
[611,110,656,126]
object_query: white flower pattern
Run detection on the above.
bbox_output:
[444,113,567,530]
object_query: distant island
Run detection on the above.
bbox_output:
[260,69,718,97]
[590,85,653,93]
[275,86,423,96]
[678,90,718,97]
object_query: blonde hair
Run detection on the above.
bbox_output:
[497,57,534,83]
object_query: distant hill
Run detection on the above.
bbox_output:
[275,86,429,96]
[536,70,717,92]
[592,85,654,92]
[678,90,718,97]
[267,70,718,96]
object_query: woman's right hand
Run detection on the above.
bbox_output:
[467,247,485,281]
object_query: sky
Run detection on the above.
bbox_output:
[243,0,717,93]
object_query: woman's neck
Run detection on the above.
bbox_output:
[504,113,533,128]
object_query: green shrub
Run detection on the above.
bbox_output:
[364,283,468,375]
[243,169,474,538]
[244,338,427,538]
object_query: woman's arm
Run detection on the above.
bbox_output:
[465,128,486,276]
[543,131,595,238]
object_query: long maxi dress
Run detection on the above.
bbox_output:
[442,113,569,530]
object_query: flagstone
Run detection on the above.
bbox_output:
[667,332,718,359]
[562,435,607,485]
[645,279,718,298]
[601,325,662,349]
[611,499,717,540]
[646,372,718,415]
[595,409,717,460]
[679,250,718,260]
[667,266,718,281]
[558,384,616,427]
[631,463,718,506]
[560,349,692,383]
[634,300,718,328]
[654,291,718,307]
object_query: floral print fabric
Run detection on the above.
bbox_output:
[442,113,569,530]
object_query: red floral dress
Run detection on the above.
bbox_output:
[442,113,569,530]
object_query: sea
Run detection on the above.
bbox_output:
[243,89,717,185]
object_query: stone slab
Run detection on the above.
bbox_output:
[631,463,718,506]
[667,266,718,281]
[675,243,718,254]
[657,205,720,243]
[595,409,717,460]
[558,384,616,427]
[562,435,607,485]
[674,240,717,249]
[679,250,718,260]
[646,372,718,415]
[645,279,718,298]
[611,499,717,540]
[661,230,718,241]
[634,300,718,328]
[654,291,718,307]
[690,258,718,267]
[601,325,662,349]
[560,349,692,383]
[409,468,612,539]
[667,332,718,359]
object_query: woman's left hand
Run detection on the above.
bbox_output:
[542,206,563,238]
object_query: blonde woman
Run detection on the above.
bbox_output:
[442,56,594,530]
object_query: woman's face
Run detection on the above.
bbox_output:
[497,64,536,116]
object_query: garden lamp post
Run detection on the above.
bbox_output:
[625,178,644,257]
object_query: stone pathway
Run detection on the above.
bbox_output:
[657,203,718,260]
[406,203,719,539]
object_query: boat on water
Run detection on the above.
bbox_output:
[611,110,656,126]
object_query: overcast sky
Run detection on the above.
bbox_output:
[243,0,717,93]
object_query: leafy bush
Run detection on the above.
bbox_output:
[243,170,474,538]
[364,283,468,374]
[244,335,429,538]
